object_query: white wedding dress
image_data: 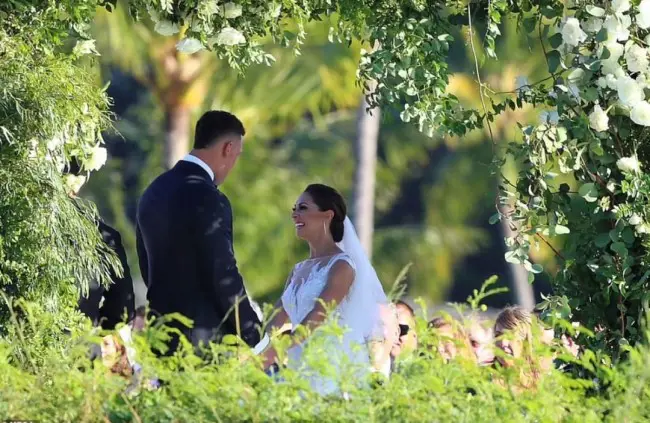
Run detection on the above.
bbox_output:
[279,218,388,396]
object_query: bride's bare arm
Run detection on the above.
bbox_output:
[261,261,354,368]
[296,261,355,333]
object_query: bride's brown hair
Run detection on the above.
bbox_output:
[304,184,347,242]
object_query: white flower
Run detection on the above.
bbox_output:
[154,20,180,36]
[637,73,650,89]
[637,223,650,234]
[604,14,631,41]
[589,105,609,132]
[613,0,631,13]
[146,4,160,23]
[638,0,650,29]
[270,4,282,18]
[561,18,587,47]
[600,41,624,75]
[568,68,585,84]
[86,146,107,171]
[222,2,243,19]
[209,27,246,46]
[63,174,87,194]
[540,110,560,124]
[176,37,204,54]
[616,75,644,107]
[625,44,649,73]
[47,134,63,151]
[73,39,99,56]
[629,214,643,225]
[515,76,530,93]
[583,17,603,33]
[199,0,220,16]
[617,156,642,173]
[631,101,650,126]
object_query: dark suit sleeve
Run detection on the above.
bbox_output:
[99,222,135,330]
[193,188,261,347]
[135,221,149,288]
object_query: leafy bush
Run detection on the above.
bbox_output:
[1,302,649,422]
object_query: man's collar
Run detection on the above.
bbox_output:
[181,154,214,182]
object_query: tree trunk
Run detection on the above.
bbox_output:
[499,204,536,309]
[164,105,191,169]
[353,90,380,257]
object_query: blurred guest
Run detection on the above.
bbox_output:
[370,303,399,378]
[428,317,473,362]
[64,157,135,330]
[467,318,495,366]
[494,306,553,389]
[391,300,418,359]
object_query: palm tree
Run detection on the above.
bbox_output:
[93,1,361,169]
[353,88,380,257]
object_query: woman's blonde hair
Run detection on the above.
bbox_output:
[495,306,550,390]
[428,316,474,361]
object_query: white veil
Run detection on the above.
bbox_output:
[336,217,389,342]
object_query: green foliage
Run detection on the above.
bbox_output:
[0,20,117,330]
[483,0,650,353]
[119,0,483,138]
[3,299,650,422]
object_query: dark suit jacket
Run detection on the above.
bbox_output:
[78,220,135,330]
[136,160,261,354]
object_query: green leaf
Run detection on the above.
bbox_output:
[578,182,598,202]
[531,263,544,274]
[505,251,521,264]
[549,33,563,49]
[596,28,608,42]
[586,6,605,17]
[547,50,562,73]
[611,241,628,257]
[489,213,501,225]
[523,17,537,33]
[528,272,535,283]
[595,232,611,248]
[555,225,570,234]
[622,227,635,244]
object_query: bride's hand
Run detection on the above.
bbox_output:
[261,347,278,369]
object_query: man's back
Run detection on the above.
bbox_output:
[136,160,261,352]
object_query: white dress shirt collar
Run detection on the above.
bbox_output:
[181,154,214,182]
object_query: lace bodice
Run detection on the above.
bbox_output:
[281,253,355,327]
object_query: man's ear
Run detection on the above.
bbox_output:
[221,141,233,157]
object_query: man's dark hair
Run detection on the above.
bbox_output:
[395,300,415,317]
[194,110,245,149]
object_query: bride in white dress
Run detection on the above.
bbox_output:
[261,184,389,395]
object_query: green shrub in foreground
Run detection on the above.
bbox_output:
[1,305,650,423]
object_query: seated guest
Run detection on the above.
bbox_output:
[369,303,399,378]
[428,317,473,362]
[467,317,495,366]
[64,157,135,330]
[391,300,418,359]
[493,306,553,389]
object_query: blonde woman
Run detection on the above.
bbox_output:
[493,306,553,389]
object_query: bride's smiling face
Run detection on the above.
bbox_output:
[292,192,333,241]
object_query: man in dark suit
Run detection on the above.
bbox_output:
[78,220,136,330]
[64,158,135,330]
[136,110,261,356]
